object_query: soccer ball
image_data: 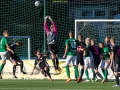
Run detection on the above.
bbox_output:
[35,1,40,7]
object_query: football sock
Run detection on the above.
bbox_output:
[80,69,84,79]
[52,59,56,70]
[45,70,51,78]
[0,63,5,73]
[20,63,23,72]
[85,70,89,80]
[96,72,103,79]
[102,69,105,79]
[13,65,16,75]
[74,66,79,78]
[92,69,95,80]
[115,75,119,85]
[55,58,59,69]
[104,70,108,80]
[65,66,70,78]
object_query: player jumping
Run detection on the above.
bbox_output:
[110,37,120,87]
[63,31,80,83]
[8,41,26,78]
[30,50,53,81]
[0,30,14,79]
[44,16,60,73]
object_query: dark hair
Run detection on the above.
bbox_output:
[78,34,83,38]
[16,41,23,46]
[35,49,41,54]
[99,42,104,45]
[91,39,95,42]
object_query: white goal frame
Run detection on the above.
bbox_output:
[0,36,30,60]
[75,19,120,39]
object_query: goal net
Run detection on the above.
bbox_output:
[0,36,30,60]
[75,19,120,45]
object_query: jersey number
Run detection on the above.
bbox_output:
[94,47,98,54]
[117,49,120,56]
[71,41,76,49]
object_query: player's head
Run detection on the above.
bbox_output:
[3,30,9,37]
[16,41,23,47]
[50,25,54,31]
[99,42,104,48]
[105,36,111,43]
[91,39,95,45]
[110,37,115,45]
[36,50,41,56]
[85,38,90,45]
[69,31,73,38]
[77,34,83,41]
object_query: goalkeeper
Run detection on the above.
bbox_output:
[44,16,60,73]
[30,50,53,81]
[8,41,26,78]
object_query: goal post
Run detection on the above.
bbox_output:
[75,19,120,44]
[0,36,30,60]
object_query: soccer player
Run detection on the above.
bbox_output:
[110,37,120,87]
[76,34,86,81]
[63,31,80,83]
[89,39,103,82]
[83,38,95,82]
[0,30,14,79]
[8,41,26,78]
[44,16,60,73]
[99,42,111,83]
[30,50,53,81]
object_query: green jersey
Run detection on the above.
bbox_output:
[65,38,79,56]
[101,47,110,60]
[0,37,8,52]
[84,44,90,57]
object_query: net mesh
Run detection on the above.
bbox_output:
[75,21,120,44]
[0,0,120,58]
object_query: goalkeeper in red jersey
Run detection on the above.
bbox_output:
[44,16,61,73]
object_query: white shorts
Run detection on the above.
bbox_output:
[65,56,77,66]
[100,60,110,69]
[0,51,8,61]
[84,57,94,69]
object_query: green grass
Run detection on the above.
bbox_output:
[0,79,119,90]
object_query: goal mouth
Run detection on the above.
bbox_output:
[75,19,120,44]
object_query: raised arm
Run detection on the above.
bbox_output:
[49,16,57,34]
[44,16,49,35]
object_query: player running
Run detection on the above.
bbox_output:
[76,34,86,82]
[8,41,26,78]
[63,31,80,83]
[110,38,120,87]
[30,50,53,81]
[44,16,60,73]
[89,39,103,82]
[83,38,95,82]
[0,30,14,79]
[99,42,111,83]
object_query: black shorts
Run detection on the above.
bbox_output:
[113,63,120,72]
[48,44,58,54]
[94,59,100,70]
[94,63,99,70]
[9,55,21,63]
[77,52,84,65]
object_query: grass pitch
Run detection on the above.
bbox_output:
[0,79,119,90]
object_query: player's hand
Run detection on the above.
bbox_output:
[63,54,66,58]
[49,16,52,20]
[30,72,33,75]
[11,51,14,54]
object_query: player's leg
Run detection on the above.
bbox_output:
[44,67,53,81]
[72,56,80,83]
[112,64,120,87]
[100,60,106,81]
[84,57,90,82]
[104,60,110,81]
[0,51,7,79]
[18,59,26,74]
[65,56,72,83]
[79,55,84,81]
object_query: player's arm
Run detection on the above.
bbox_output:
[110,47,114,67]
[44,16,49,35]
[30,60,37,75]
[63,45,68,58]
[49,16,57,34]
